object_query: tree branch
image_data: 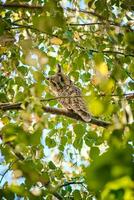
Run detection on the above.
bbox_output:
[0,159,18,184]
[7,21,133,58]
[40,93,134,102]
[0,92,133,127]
[64,7,105,19]
[69,22,130,28]
[6,23,58,38]
[0,102,110,128]
[0,136,63,200]
[65,7,132,29]
[76,45,134,57]
[0,3,43,9]
[42,106,110,127]
[70,22,104,26]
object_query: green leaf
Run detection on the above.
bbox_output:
[46,137,56,148]
[81,72,91,82]
[73,137,83,151]
[32,0,65,33]
[17,66,28,75]
[1,123,19,142]
[85,146,133,192]
[125,32,134,47]
[90,146,100,160]
[48,161,56,169]
[0,92,8,102]
[84,131,98,147]
[73,190,81,200]
[73,124,86,136]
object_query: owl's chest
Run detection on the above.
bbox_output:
[56,85,81,109]
[58,85,80,96]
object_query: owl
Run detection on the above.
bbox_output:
[46,65,91,122]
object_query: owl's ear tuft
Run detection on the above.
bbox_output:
[57,64,62,73]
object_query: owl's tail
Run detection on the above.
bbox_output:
[77,110,91,122]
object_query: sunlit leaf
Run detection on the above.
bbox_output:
[50,37,63,45]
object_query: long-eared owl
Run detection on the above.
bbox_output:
[46,65,91,122]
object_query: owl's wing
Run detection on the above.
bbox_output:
[69,87,91,122]
[70,97,91,122]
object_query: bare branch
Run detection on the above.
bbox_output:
[0,92,133,127]
[0,3,43,9]
[42,107,110,127]
[0,102,22,110]
[0,102,110,127]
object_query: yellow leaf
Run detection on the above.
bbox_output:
[97,62,109,76]
[1,116,10,125]
[100,79,115,93]
[73,31,80,40]
[50,37,63,45]
[88,99,104,116]
[0,46,7,53]
[4,135,16,142]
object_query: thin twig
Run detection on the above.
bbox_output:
[101,50,134,57]
[69,22,130,28]
[40,93,134,102]
[76,45,134,57]
[6,23,58,38]
[70,22,104,26]
[65,7,132,29]
[0,93,133,109]
[12,18,29,23]
[124,70,134,82]
[64,7,105,19]
[0,159,18,184]
[0,135,63,200]
[60,181,84,187]
[52,192,63,200]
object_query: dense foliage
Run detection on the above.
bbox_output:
[0,0,134,199]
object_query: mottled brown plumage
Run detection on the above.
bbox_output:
[46,65,91,122]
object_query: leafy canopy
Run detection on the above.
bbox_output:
[0,0,134,199]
